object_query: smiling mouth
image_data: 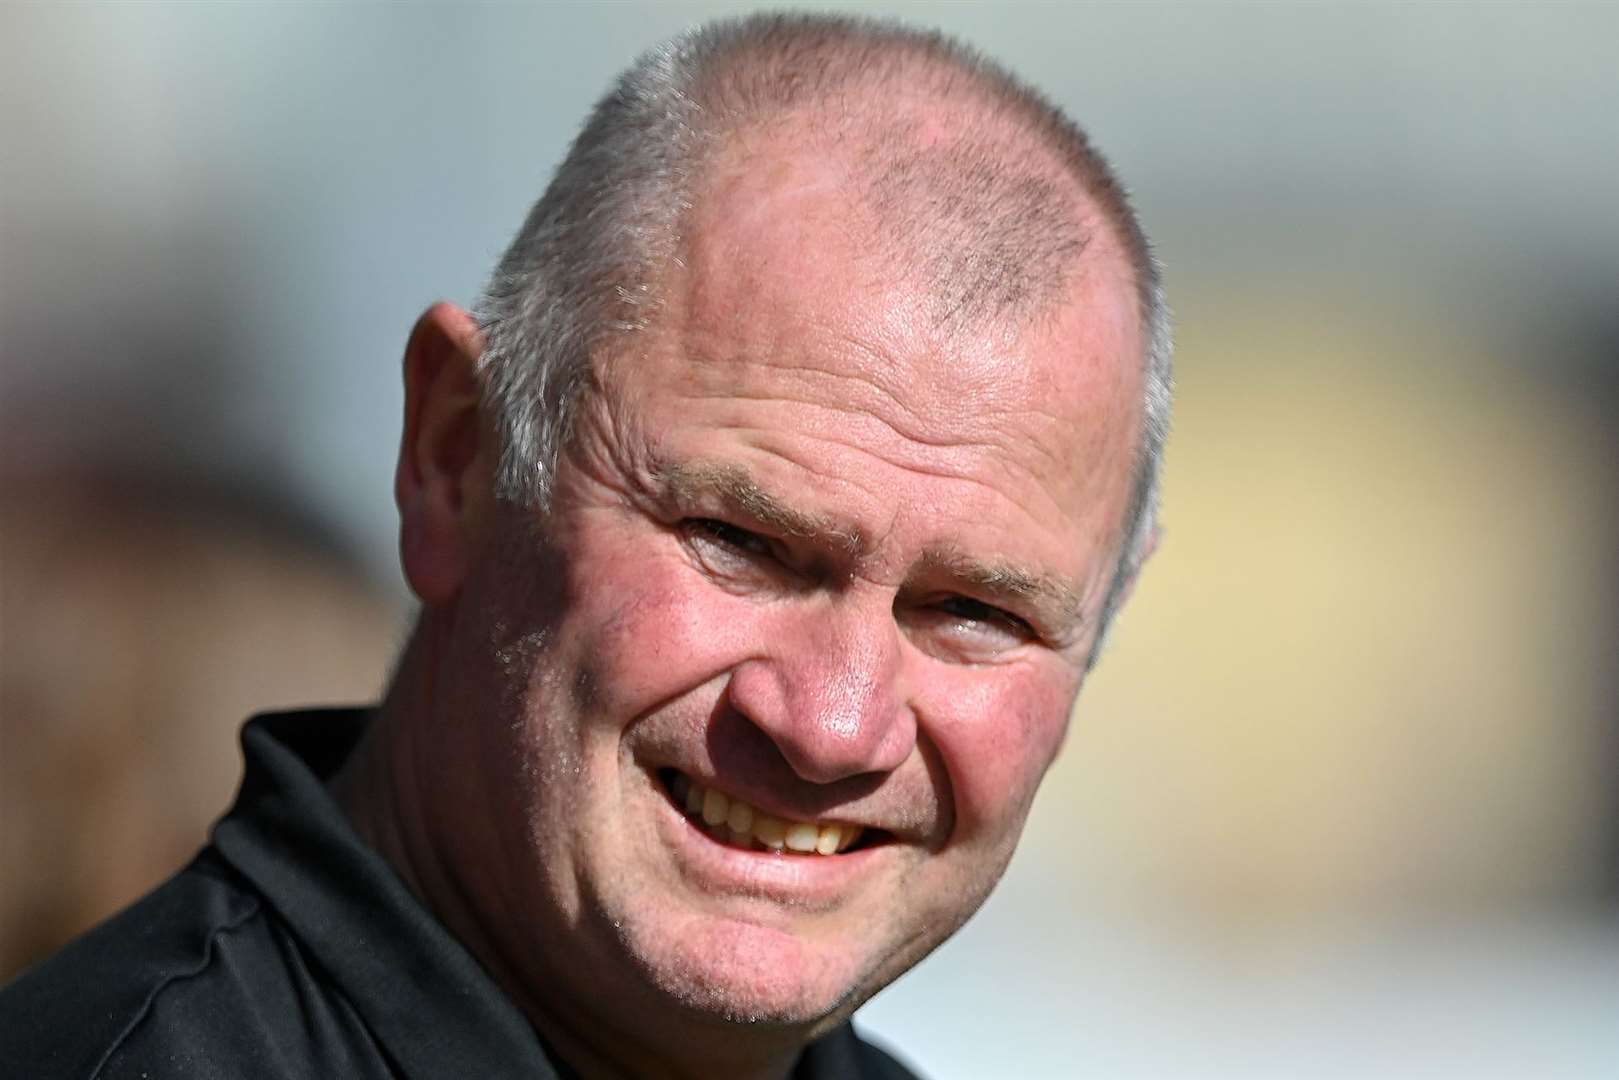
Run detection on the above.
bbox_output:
[658,769,885,856]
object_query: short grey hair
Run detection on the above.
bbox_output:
[474,12,1171,651]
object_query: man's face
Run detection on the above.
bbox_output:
[433,147,1143,1039]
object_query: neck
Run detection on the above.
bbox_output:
[334,619,811,1080]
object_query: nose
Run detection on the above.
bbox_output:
[725,598,916,784]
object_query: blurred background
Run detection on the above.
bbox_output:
[2,2,1615,1075]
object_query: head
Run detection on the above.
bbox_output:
[476,14,1170,647]
[361,13,1170,1077]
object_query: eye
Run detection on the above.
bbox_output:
[907,594,1038,663]
[683,518,774,559]
[933,596,1035,639]
[678,517,818,593]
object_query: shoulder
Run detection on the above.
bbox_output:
[0,852,258,1077]
[0,851,384,1080]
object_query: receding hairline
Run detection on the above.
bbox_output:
[670,16,1159,297]
[674,98,1113,331]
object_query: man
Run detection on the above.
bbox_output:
[1,12,1169,1078]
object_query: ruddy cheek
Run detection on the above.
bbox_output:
[955,737,1046,832]
[931,684,1071,838]
[578,565,762,718]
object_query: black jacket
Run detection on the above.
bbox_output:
[0,711,918,1079]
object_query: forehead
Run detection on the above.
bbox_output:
[602,135,1143,598]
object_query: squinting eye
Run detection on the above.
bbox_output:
[904,594,1039,664]
[933,596,1034,640]
[683,518,774,559]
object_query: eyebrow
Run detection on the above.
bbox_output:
[654,457,1088,637]
[657,460,865,554]
[915,548,1088,637]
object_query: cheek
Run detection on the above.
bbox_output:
[922,671,1073,840]
[566,547,754,721]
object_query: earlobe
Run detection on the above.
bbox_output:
[396,302,491,607]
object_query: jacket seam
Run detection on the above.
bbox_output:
[85,898,264,1079]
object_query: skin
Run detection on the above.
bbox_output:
[337,132,1146,1080]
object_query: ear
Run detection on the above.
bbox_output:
[396,301,493,607]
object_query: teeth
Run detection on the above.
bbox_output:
[754,814,787,850]
[702,788,729,827]
[671,774,862,857]
[784,822,819,853]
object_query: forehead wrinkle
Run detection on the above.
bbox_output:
[688,381,1006,458]
[655,458,865,555]
[678,350,1036,459]
[660,392,1062,527]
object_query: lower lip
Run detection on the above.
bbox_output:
[651,780,887,907]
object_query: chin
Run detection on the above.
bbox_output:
[629,915,878,1030]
